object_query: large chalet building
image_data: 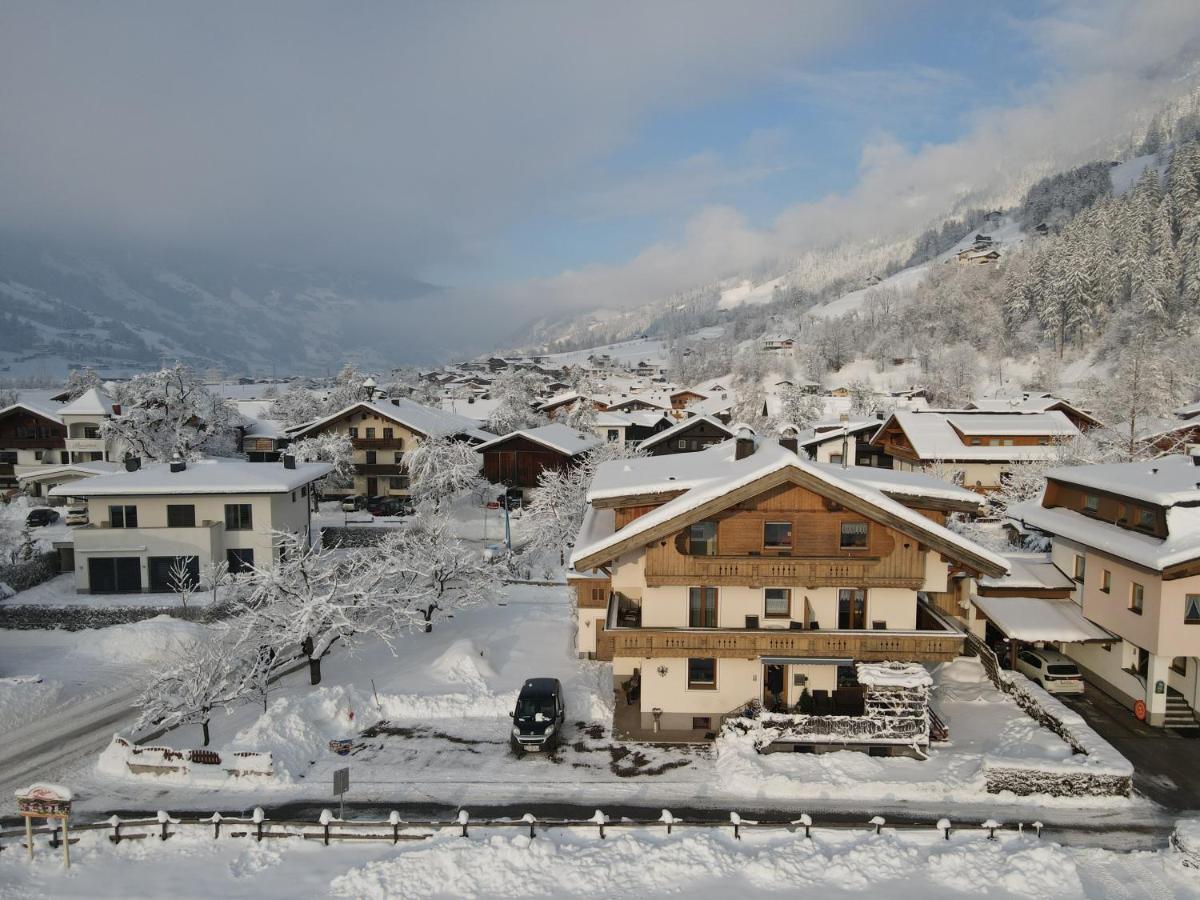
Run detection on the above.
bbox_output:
[0,402,67,494]
[1009,454,1200,728]
[870,408,1081,492]
[569,432,1005,740]
[287,399,492,498]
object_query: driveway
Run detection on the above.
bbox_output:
[1058,684,1200,811]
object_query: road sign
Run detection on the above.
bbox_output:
[333,767,350,797]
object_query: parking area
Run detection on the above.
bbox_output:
[1058,683,1200,810]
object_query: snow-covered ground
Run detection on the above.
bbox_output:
[2,818,1197,899]
[541,326,725,369]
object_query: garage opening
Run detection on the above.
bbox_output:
[88,556,142,593]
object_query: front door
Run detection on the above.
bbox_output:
[838,589,866,629]
[366,476,378,496]
[763,664,786,710]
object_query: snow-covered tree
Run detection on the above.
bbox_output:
[168,557,196,614]
[848,379,882,417]
[289,431,355,503]
[61,367,103,402]
[201,559,230,607]
[270,385,328,427]
[103,364,244,461]
[486,369,544,433]
[375,514,502,630]
[772,384,825,430]
[0,387,18,408]
[405,435,485,510]
[134,635,242,746]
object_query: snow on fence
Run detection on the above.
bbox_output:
[0,808,1062,854]
[101,736,273,779]
[0,601,235,631]
[965,633,1132,797]
[0,550,59,595]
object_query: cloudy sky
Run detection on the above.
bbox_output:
[2,1,1199,359]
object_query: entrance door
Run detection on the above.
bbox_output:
[88,557,142,593]
[838,589,866,629]
[366,476,378,496]
[763,664,786,710]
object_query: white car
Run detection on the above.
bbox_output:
[64,507,89,526]
[1015,648,1085,695]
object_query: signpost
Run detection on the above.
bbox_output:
[333,767,350,820]
[15,784,73,869]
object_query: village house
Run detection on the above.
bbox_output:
[870,409,1081,492]
[50,455,332,593]
[476,423,600,489]
[637,415,735,456]
[568,433,1004,742]
[0,402,67,494]
[58,387,122,464]
[588,411,672,449]
[287,398,492,498]
[1007,454,1200,728]
[797,418,892,467]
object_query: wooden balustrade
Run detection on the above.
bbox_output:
[611,627,962,662]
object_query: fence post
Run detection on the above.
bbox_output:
[458,810,470,838]
[937,818,951,840]
[660,810,675,836]
[522,813,537,839]
[156,810,171,842]
[252,807,265,843]
[320,809,333,846]
[389,811,401,845]
[792,814,812,839]
[591,810,607,839]
[1032,821,1043,839]
[982,819,1000,840]
[730,812,742,841]
[109,815,122,845]
[210,812,222,839]
[870,815,885,835]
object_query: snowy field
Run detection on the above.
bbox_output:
[2,819,1198,899]
[51,581,1142,821]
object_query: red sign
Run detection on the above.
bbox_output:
[1134,699,1147,721]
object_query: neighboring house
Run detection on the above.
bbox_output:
[669,390,709,411]
[568,435,1003,740]
[966,394,1103,432]
[797,419,892,467]
[59,387,121,464]
[870,409,1080,492]
[589,411,672,449]
[50,456,332,593]
[477,424,600,488]
[0,402,67,493]
[538,392,607,420]
[235,400,291,462]
[1008,454,1200,728]
[440,396,502,424]
[18,460,123,501]
[638,415,735,456]
[288,399,493,498]
[762,334,796,352]
[954,247,1001,264]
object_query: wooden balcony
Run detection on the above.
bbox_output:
[610,627,963,662]
[644,554,924,589]
[354,463,404,476]
[351,438,405,450]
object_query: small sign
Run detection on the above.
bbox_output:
[329,738,354,756]
[333,767,350,797]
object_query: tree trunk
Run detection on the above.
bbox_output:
[202,719,210,747]
[303,636,322,685]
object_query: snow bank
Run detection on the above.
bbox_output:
[230,685,367,781]
[76,616,205,665]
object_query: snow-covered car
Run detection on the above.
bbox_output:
[64,507,89,526]
[510,678,565,754]
[25,507,59,527]
[340,495,366,512]
[1015,648,1085,694]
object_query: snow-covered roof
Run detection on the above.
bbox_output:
[970,595,1113,643]
[977,554,1075,591]
[1010,499,1200,572]
[290,399,493,443]
[17,460,123,483]
[537,391,586,411]
[0,401,63,425]
[945,412,1077,437]
[819,463,985,508]
[47,458,332,498]
[573,438,1009,575]
[1043,454,1200,507]
[882,410,1076,461]
[855,662,933,689]
[441,397,501,423]
[58,387,115,417]
[475,423,600,457]
[637,415,734,451]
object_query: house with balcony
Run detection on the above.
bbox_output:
[568,432,1005,741]
[287,399,493,498]
[0,402,67,493]
[638,415,735,456]
[59,387,122,464]
[1008,454,1200,728]
[870,408,1081,492]
[49,456,332,593]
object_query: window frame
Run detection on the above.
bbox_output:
[1073,554,1086,583]
[226,547,256,574]
[688,586,719,628]
[762,521,793,549]
[224,503,253,532]
[763,587,791,619]
[1186,594,1200,624]
[109,504,137,528]
[166,504,196,528]
[1100,569,1111,594]
[1129,582,1144,615]
[686,657,717,690]
[839,521,869,549]
[686,521,718,556]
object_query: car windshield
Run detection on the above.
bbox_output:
[515,696,555,719]
[1047,665,1079,676]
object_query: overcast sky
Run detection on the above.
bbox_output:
[2,1,1200,359]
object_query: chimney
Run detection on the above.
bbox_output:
[391,398,400,406]
[283,453,297,469]
[778,431,798,454]
[123,456,141,472]
[735,429,755,460]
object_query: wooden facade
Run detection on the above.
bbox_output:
[0,407,65,449]
[573,577,610,609]
[1043,478,1167,539]
[644,419,732,455]
[480,434,580,488]
[611,628,962,663]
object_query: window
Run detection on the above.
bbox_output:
[166,504,195,528]
[383,427,394,439]
[389,477,406,490]
[591,587,605,604]
[607,429,620,442]
[691,716,712,730]
[365,427,376,439]
[226,548,255,574]
[365,450,377,464]
[970,437,982,446]
[394,451,404,464]
[1172,656,1188,675]
[687,658,716,690]
[840,522,869,549]
[1138,509,1156,531]
[1101,569,1111,593]
[689,587,718,628]
[1129,582,1144,615]
[829,453,844,465]
[109,504,137,528]
[871,619,887,630]
[1084,494,1098,511]
[348,427,358,438]
[764,588,791,618]
[677,438,687,449]
[686,521,718,556]
[225,503,253,531]
[1186,595,1200,624]
[763,522,792,549]
[1073,554,1086,583]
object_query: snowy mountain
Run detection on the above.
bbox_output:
[0,234,435,376]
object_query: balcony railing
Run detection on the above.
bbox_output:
[610,628,963,662]
[354,463,405,476]
[351,438,405,450]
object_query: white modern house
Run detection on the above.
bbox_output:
[50,456,332,593]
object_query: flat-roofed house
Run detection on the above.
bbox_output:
[569,433,1003,742]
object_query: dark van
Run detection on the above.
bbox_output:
[510,678,565,754]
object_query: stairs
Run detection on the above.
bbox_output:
[1163,692,1200,731]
